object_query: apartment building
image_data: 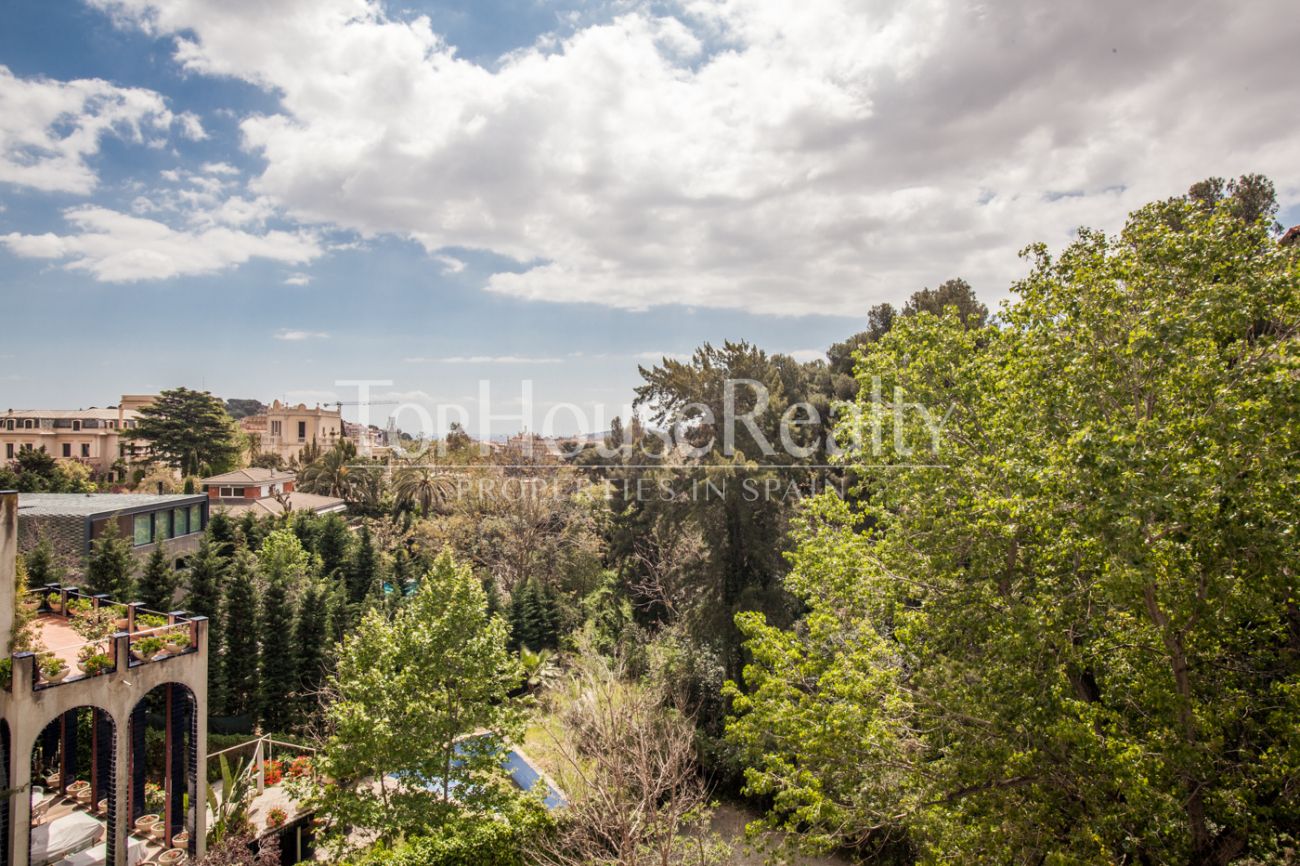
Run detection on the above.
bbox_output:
[1,490,210,866]
[0,403,151,480]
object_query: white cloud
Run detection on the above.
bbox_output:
[283,272,312,285]
[786,348,828,363]
[403,355,565,365]
[275,328,330,341]
[1,206,322,281]
[434,253,466,274]
[202,161,240,175]
[0,64,186,194]
[87,0,1300,314]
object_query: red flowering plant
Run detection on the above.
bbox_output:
[262,758,284,786]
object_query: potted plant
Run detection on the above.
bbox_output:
[136,613,168,630]
[110,605,129,630]
[162,628,191,655]
[77,645,114,677]
[265,806,288,829]
[22,593,40,613]
[135,813,159,834]
[45,593,63,614]
[134,636,164,661]
[39,654,69,684]
[67,596,93,616]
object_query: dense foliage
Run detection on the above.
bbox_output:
[726,195,1300,863]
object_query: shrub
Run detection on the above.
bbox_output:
[135,636,164,657]
[39,654,68,677]
[266,807,288,829]
[353,804,553,866]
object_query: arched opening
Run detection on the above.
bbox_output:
[27,706,116,866]
[129,683,199,862]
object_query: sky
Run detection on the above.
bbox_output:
[1,0,1298,435]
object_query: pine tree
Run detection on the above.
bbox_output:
[293,579,330,727]
[24,537,62,586]
[136,543,176,611]
[220,548,260,719]
[258,529,309,733]
[206,511,237,556]
[346,524,378,605]
[238,511,264,551]
[185,535,226,622]
[317,514,352,580]
[85,521,135,600]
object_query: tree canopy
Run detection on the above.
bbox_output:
[727,194,1300,864]
[131,387,243,476]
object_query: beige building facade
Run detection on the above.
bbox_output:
[241,401,344,465]
[1,398,155,480]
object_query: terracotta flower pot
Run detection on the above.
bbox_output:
[158,849,186,865]
[135,814,159,834]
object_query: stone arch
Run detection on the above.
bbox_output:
[127,683,198,859]
[28,706,118,866]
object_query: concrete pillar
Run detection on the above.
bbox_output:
[7,655,36,866]
[112,710,130,866]
[1,492,16,657]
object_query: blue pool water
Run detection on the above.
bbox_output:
[398,742,566,809]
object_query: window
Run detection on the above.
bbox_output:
[81,443,91,458]
[23,419,33,429]
[219,486,236,498]
[72,420,81,431]
[155,510,172,541]
[174,507,189,536]
[134,514,152,546]
[190,505,202,533]
[62,443,72,457]
[298,421,307,441]
[271,420,282,436]
[4,444,12,459]
[4,419,12,430]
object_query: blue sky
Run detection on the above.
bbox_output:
[1,0,1296,435]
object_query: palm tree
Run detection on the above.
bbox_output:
[299,441,357,499]
[392,464,455,515]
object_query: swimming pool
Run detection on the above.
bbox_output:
[396,742,566,810]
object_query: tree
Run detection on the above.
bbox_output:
[536,650,729,866]
[130,387,243,476]
[207,512,237,556]
[136,543,176,611]
[727,195,1300,863]
[258,529,309,732]
[23,537,63,586]
[314,513,352,580]
[185,535,226,623]
[901,276,988,327]
[392,464,455,516]
[299,440,359,498]
[293,578,330,727]
[221,548,261,719]
[310,550,523,854]
[85,521,135,600]
[1187,172,1281,230]
[346,524,379,606]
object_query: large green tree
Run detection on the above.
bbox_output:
[727,195,1300,864]
[130,388,242,476]
[310,549,523,854]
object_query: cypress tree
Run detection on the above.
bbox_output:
[85,521,135,600]
[293,579,330,727]
[136,543,176,611]
[24,537,62,586]
[258,529,309,733]
[220,548,260,719]
[316,514,352,580]
[347,524,379,604]
[185,535,226,622]
[238,511,264,550]
[206,511,236,556]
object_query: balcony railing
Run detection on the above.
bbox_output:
[6,585,203,693]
